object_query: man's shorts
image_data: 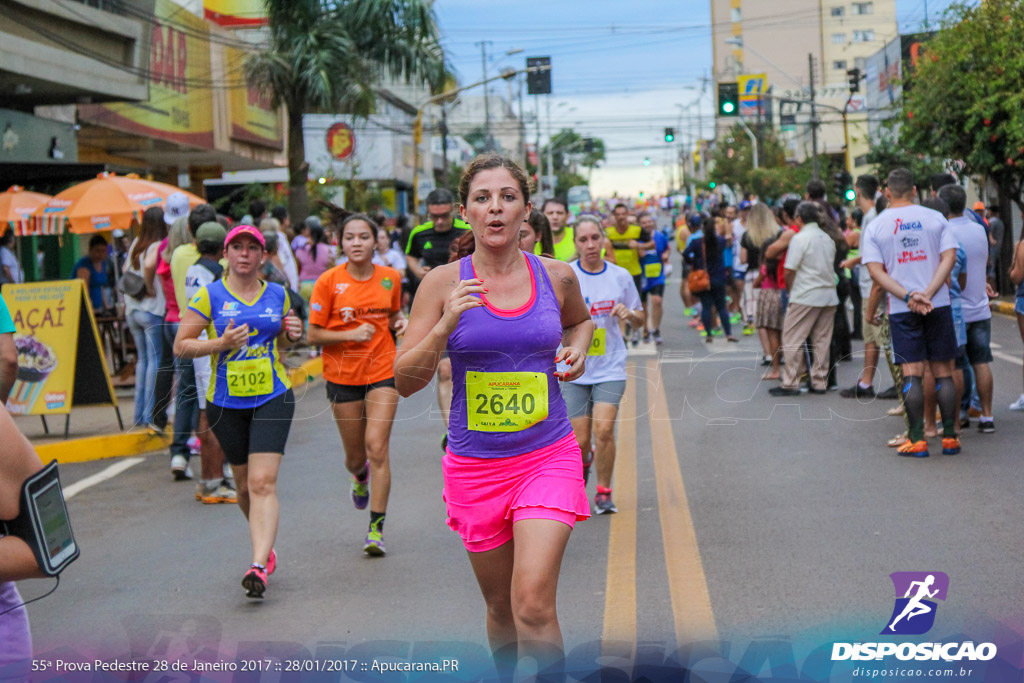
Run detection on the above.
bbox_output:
[955,345,969,370]
[964,319,993,365]
[862,308,885,347]
[888,306,958,365]
[644,284,665,298]
[632,274,643,297]
[1016,296,1024,316]
[561,380,627,419]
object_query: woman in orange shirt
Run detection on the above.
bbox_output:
[307,214,406,556]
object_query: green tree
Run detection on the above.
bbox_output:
[898,0,1024,214]
[245,0,446,222]
[709,124,819,199]
[541,128,606,196]
[865,126,946,198]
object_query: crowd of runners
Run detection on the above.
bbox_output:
[3,151,1022,683]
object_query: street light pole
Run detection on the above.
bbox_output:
[476,40,493,150]
[545,95,554,197]
[411,64,551,210]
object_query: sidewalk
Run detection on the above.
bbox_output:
[24,355,323,465]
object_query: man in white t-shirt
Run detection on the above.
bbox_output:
[182,222,235,505]
[861,168,959,458]
[938,183,995,433]
[769,202,839,396]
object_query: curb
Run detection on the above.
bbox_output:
[992,300,1016,317]
[36,356,324,465]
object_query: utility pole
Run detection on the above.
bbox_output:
[518,75,526,166]
[476,41,492,150]
[536,95,543,197]
[440,105,449,190]
[545,94,554,197]
[809,53,820,180]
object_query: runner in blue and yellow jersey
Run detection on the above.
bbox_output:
[174,225,303,600]
[607,203,654,343]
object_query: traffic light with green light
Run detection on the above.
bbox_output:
[717,82,739,117]
[643,157,651,166]
[709,181,717,189]
[845,188,857,202]
[664,127,675,143]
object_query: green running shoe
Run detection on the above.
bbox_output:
[364,529,386,556]
[350,472,369,510]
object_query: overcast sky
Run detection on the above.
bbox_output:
[434,0,968,197]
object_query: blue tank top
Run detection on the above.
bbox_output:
[188,279,292,409]
[446,253,572,459]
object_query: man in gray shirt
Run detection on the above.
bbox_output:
[769,202,839,396]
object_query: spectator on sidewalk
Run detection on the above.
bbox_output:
[769,202,838,396]
[0,293,17,403]
[168,203,217,480]
[863,168,959,458]
[939,183,996,433]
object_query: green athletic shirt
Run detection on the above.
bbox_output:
[405,218,470,270]
[535,226,576,261]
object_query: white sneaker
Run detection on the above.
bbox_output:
[170,454,190,481]
[1010,395,1024,411]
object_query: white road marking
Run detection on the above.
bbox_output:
[63,457,145,500]
[993,350,1022,366]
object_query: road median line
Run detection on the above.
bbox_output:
[646,359,718,648]
[602,362,638,663]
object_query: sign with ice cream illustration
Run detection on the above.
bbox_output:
[2,280,118,419]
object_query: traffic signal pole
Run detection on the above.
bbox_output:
[809,53,820,181]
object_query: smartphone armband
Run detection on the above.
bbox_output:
[1,460,80,576]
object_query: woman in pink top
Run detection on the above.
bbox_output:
[152,216,192,429]
[296,222,333,300]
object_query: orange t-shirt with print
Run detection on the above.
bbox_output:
[309,264,402,386]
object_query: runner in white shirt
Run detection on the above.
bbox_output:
[559,216,643,516]
[861,168,959,458]
[260,217,300,291]
[371,229,407,275]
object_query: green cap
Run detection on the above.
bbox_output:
[195,221,227,245]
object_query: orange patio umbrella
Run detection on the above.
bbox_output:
[29,173,203,235]
[0,186,52,236]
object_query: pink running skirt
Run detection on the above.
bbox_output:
[442,433,591,552]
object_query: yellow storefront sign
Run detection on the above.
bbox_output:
[79,0,214,148]
[226,47,283,149]
[2,280,117,419]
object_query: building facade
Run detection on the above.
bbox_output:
[710,0,898,180]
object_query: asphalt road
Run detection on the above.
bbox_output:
[19,258,1024,680]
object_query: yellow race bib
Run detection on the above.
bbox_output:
[644,262,663,278]
[588,328,607,356]
[227,358,274,397]
[466,371,549,432]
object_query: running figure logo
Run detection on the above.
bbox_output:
[882,571,949,635]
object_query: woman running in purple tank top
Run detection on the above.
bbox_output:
[395,154,594,682]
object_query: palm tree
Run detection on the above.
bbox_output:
[245,0,447,222]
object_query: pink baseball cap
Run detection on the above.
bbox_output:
[224,224,265,248]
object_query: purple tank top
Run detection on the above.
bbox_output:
[447,253,572,458]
